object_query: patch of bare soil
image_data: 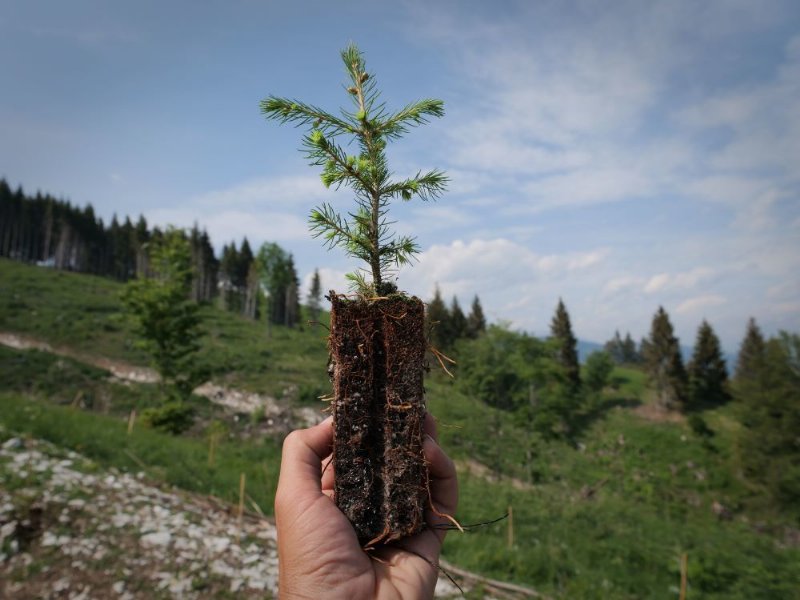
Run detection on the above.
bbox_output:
[456,459,533,491]
[0,437,479,599]
[632,403,685,424]
[0,332,322,430]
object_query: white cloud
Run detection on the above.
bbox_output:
[675,294,727,315]
[300,267,350,301]
[644,267,714,294]
[145,207,309,248]
[192,175,332,208]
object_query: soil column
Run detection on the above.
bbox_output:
[329,292,427,544]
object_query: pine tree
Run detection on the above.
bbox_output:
[449,296,467,342]
[307,268,323,323]
[550,298,581,391]
[735,317,766,383]
[643,306,687,409]
[622,332,639,363]
[687,320,730,410]
[466,295,487,338]
[737,332,800,513]
[284,255,301,327]
[604,330,625,364]
[426,285,450,349]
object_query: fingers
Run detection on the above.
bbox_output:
[423,412,438,443]
[276,417,333,501]
[423,433,458,517]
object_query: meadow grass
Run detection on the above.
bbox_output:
[0,393,281,511]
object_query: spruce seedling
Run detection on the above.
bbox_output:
[261,43,449,545]
[260,42,447,294]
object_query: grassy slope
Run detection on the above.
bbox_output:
[0,258,330,397]
[1,259,799,598]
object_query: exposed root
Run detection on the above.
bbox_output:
[424,454,464,533]
[430,346,456,378]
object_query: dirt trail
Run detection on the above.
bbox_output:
[0,331,322,428]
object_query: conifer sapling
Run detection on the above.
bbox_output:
[261,43,450,544]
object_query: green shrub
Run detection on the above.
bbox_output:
[141,401,195,434]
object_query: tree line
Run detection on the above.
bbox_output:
[0,179,309,327]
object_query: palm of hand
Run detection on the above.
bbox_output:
[276,417,457,600]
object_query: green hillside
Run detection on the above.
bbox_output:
[1,258,798,598]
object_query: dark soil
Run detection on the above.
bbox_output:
[328,291,428,545]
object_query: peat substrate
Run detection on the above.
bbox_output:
[328,291,427,545]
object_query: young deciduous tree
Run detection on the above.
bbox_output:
[687,320,730,410]
[121,227,205,403]
[550,298,581,391]
[261,43,448,544]
[643,306,687,409]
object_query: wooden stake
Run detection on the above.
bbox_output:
[238,473,246,536]
[127,409,136,435]
[679,552,688,600]
[507,505,514,548]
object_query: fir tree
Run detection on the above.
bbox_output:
[261,43,447,294]
[604,330,625,364]
[449,296,467,343]
[737,332,800,513]
[550,298,581,391]
[735,317,766,384]
[687,320,730,410]
[643,306,687,409]
[466,295,487,339]
[622,332,640,363]
[426,285,450,349]
[307,268,323,323]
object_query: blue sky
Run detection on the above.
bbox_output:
[2,0,799,352]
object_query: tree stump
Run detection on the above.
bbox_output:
[328,291,428,545]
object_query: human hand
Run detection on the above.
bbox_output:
[275,413,458,599]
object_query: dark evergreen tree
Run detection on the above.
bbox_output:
[735,318,766,384]
[449,296,467,342]
[736,332,800,514]
[426,285,450,349]
[604,330,625,364]
[284,255,301,327]
[643,306,687,409]
[466,295,487,338]
[687,320,730,410]
[307,268,323,323]
[622,332,640,363]
[550,298,581,391]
